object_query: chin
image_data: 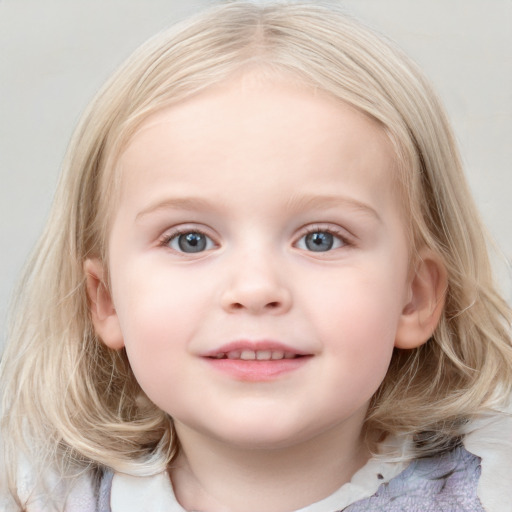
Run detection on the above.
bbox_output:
[208,419,324,451]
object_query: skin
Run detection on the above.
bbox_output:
[86,74,446,512]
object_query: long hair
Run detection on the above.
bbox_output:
[2,0,511,503]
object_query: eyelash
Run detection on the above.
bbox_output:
[159,227,216,251]
[295,224,353,250]
[158,224,353,254]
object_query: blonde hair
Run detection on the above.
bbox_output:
[2,0,511,501]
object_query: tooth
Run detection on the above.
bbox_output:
[227,351,241,359]
[256,350,272,360]
[240,350,256,360]
[284,352,296,359]
[271,351,284,360]
[215,353,225,359]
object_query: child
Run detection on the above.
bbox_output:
[1,1,511,511]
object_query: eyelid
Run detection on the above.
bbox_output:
[294,223,355,249]
[158,224,219,253]
[156,222,354,254]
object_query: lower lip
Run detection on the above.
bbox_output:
[204,356,311,381]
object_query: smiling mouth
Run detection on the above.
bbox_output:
[202,341,311,380]
[211,350,302,361]
[203,341,311,381]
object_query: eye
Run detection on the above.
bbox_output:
[164,230,215,253]
[296,229,346,252]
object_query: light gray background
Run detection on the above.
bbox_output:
[1,0,511,351]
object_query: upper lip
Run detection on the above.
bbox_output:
[201,340,311,358]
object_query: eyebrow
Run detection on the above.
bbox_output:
[136,197,218,221]
[135,194,381,222]
[285,194,381,221]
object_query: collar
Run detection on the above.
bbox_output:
[108,397,512,512]
[110,437,410,512]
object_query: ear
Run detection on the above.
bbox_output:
[84,258,125,350]
[395,249,448,349]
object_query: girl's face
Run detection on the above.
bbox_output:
[94,75,423,451]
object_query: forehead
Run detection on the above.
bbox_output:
[123,77,394,173]
[113,76,401,229]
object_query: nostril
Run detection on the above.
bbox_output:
[221,289,291,314]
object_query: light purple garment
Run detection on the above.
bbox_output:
[344,445,483,511]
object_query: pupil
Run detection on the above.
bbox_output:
[305,232,333,252]
[179,232,206,253]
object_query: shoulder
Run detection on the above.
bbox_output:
[0,452,110,512]
[344,445,484,511]
[463,400,512,512]
[344,401,512,512]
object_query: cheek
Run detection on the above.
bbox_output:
[114,261,205,335]
[307,265,405,339]
[304,266,405,390]
[110,266,210,397]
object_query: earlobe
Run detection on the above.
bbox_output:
[84,258,125,350]
[395,249,448,350]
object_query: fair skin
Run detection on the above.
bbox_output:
[86,74,446,512]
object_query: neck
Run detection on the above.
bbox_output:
[170,420,369,512]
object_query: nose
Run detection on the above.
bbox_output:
[220,255,292,315]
